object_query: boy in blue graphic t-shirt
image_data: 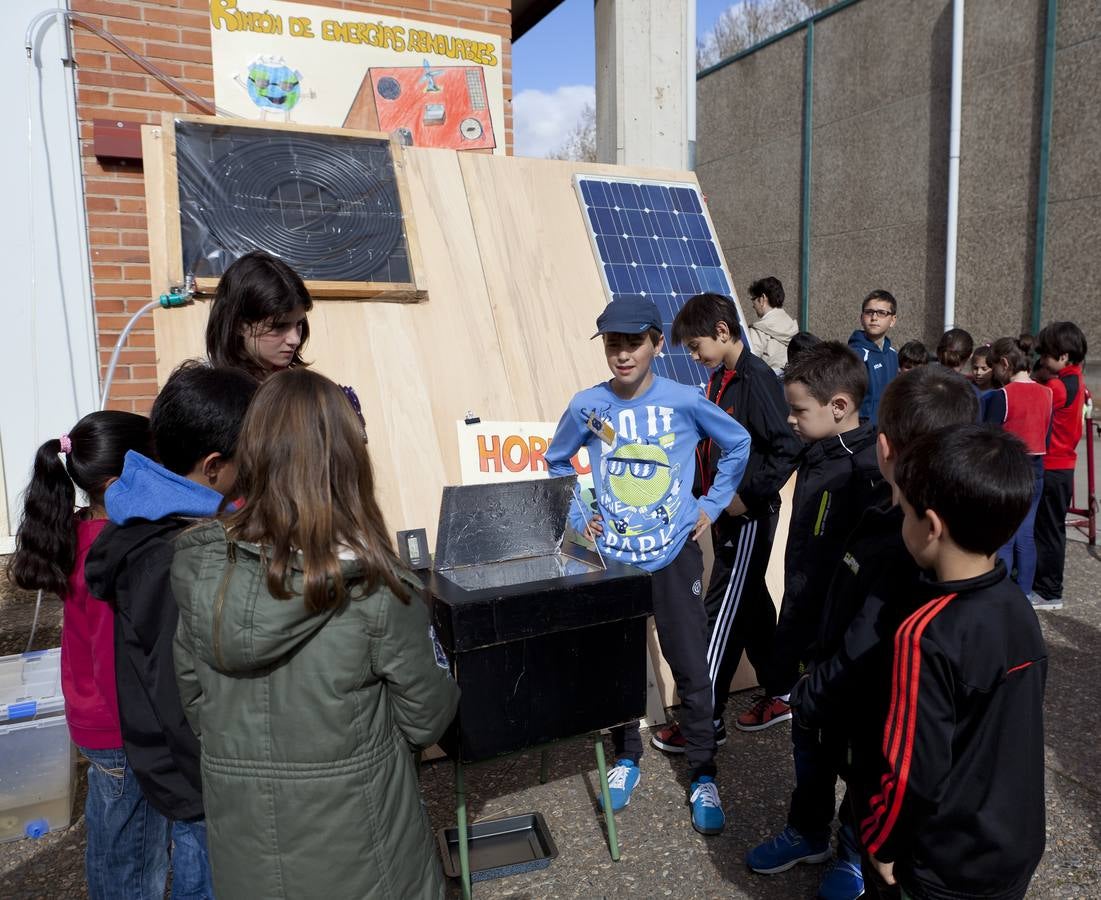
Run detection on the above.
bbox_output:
[546,294,750,835]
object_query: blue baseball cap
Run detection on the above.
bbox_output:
[592,295,663,338]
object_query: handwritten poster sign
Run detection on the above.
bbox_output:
[208,0,506,154]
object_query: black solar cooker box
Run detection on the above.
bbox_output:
[427,476,652,763]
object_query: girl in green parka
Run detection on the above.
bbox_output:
[171,368,460,899]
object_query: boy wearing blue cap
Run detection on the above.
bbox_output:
[546,295,751,835]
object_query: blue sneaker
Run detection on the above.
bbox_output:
[746,825,832,874]
[818,857,864,900]
[598,759,640,812]
[689,776,726,835]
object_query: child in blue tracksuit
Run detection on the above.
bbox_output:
[546,294,750,836]
[848,290,899,425]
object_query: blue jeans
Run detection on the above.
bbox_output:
[998,456,1045,595]
[80,746,169,900]
[171,818,215,899]
[79,747,215,900]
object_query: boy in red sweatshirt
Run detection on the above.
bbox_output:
[1032,321,1088,609]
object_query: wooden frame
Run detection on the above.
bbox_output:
[151,113,427,301]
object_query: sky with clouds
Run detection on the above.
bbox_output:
[512,0,744,157]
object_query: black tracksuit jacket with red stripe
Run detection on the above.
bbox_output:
[860,562,1047,900]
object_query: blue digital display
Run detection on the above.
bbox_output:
[575,176,739,387]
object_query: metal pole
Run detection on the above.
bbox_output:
[454,760,472,899]
[944,0,964,331]
[799,21,814,331]
[1031,0,1059,335]
[593,737,620,861]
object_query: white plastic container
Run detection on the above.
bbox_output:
[0,650,74,842]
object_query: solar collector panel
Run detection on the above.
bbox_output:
[575,175,742,388]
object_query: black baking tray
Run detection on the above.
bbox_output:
[438,813,558,883]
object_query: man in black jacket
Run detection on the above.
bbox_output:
[653,293,801,754]
[86,363,257,899]
[862,425,1046,900]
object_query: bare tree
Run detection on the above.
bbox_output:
[547,102,597,162]
[698,0,832,71]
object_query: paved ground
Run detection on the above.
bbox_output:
[422,534,1101,898]
[1,427,1098,897]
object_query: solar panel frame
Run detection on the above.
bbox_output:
[573,174,749,389]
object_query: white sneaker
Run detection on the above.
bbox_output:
[1029,593,1063,611]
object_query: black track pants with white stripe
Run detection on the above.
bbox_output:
[613,538,717,778]
[704,511,780,720]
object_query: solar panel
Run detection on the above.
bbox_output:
[574,175,745,388]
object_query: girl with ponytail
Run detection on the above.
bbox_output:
[8,411,165,899]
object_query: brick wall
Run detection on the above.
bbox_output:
[71,0,513,412]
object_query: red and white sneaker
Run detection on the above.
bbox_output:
[650,720,727,753]
[735,695,792,732]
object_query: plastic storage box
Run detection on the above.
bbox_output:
[0,649,75,842]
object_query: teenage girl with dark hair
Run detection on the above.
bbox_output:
[205,250,365,424]
[205,249,312,379]
[8,412,164,899]
[983,336,1053,600]
[171,368,458,899]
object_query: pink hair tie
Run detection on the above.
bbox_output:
[59,435,72,455]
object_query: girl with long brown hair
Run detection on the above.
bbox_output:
[171,368,458,899]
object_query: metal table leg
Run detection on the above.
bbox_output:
[539,749,550,784]
[455,760,472,899]
[593,736,620,861]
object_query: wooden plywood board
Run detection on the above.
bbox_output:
[147,146,515,542]
[147,145,768,721]
[147,145,748,552]
[143,121,205,387]
[458,154,708,422]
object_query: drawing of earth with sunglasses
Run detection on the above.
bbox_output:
[602,439,683,541]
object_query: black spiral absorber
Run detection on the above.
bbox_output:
[176,124,409,282]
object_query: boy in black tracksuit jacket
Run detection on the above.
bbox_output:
[861,425,1046,900]
[658,293,801,752]
[745,343,888,889]
[792,365,981,898]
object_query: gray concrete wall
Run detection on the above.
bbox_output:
[696,0,1101,353]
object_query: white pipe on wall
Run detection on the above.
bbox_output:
[687,0,696,169]
[944,0,964,331]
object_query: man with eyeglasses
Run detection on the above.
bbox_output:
[848,290,899,426]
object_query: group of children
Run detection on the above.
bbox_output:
[6,257,1089,899]
[890,316,1087,611]
[549,283,1085,900]
[10,251,457,899]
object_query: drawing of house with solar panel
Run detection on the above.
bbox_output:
[343,60,497,151]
